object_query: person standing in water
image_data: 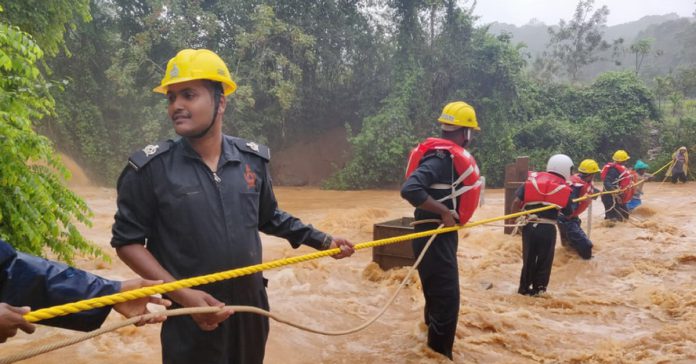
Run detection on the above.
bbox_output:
[512,154,573,295]
[111,49,354,364]
[666,146,689,184]
[601,150,632,222]
[401,101,483,360]
[557,159,600,259]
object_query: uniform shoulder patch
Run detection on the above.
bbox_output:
[229,136,270,161]
[128,140,172,171]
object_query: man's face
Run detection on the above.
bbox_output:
[166,80,218,137]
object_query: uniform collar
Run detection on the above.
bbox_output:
[179,135,241,164]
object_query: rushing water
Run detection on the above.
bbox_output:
[3,181,696,363]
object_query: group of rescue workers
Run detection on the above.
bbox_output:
[0,48,691,363]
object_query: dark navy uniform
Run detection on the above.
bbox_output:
[557,183,598,260]
[111,135,332,364]
[0,239,119,331]
[601,167,629,221]
[515,184,572,295]
[401,150,459,360]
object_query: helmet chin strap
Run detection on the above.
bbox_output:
[460,128,471,148]
[190,85,223,139]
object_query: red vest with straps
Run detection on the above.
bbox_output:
[522,171,571,208]
[405,138,482,225]
[600,162,634,203]
[569,174,593,217]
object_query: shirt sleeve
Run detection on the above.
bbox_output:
[400,155,448,207]
[111,166,157,247]
[0,244,119,332]
[257,163,331,250]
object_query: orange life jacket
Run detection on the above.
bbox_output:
[569,174,593,217]
[601,162,633,204]
[522,171,571,209]
[405,138,482,225]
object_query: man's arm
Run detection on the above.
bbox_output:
[401,155,458,226]
[257,164,354,258]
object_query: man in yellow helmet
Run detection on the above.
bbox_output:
[557,159,600,259]
[401,101,483,360]
[600,150,632,222]
[110,49,354,364]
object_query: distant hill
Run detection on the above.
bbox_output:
[486,13,694,81]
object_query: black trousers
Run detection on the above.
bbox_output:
[161,286,270,364]
[413,225,459,360]
[557,217,593,259]
[601,194,629,221]
[519,223,556,295]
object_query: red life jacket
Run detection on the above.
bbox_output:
[405,138,482,225]
[623,170,639,203]
[569,174,593,217]
[600,162,633,204]
[522,171,571,209]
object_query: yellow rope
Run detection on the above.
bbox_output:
[25,163,666,324]
[651,160,674,176]
[23,204,558,323]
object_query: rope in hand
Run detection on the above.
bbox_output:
[0,224,445,363]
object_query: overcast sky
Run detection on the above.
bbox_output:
[472,0,695,26]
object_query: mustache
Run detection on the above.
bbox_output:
[172,111,192,120]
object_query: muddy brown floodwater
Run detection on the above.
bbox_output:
[2,178,696,363]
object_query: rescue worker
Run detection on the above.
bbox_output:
[601,150,632,222]
[110,49,354,364]
[512,154,573,296]
[401,101,483,360]
[626,160,653,211]
[557,159,600,260]
[0,238,167,343]
[666,146,689,184]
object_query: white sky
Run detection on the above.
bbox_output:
[471,0,695,26]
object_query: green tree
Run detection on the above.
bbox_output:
[326,0,428,188]
[0,0,90,56]
[629,38,652,75]
[0,10,101,262]
[545,0,620,81]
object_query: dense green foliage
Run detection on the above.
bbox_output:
[513,72,658,171]
[0,9,102,262]
[0,0,91,56]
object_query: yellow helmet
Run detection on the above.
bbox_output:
[612,150,630,162]
[154,49,237,96]
[438,101,480,130]
[578,159,600,174]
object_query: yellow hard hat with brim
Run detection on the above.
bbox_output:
[438,101,480,130]
[154,49,237,96]
[612,150,630,162]
[578,159,600,174]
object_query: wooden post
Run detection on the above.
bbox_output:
[504,156,529,234]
